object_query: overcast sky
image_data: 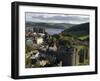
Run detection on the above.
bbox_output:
[25,12,89,24]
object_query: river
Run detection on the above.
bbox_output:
[45,28,64,35]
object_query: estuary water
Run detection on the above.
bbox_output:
[45,28,64,35]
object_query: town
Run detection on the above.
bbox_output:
[25,25,89,68]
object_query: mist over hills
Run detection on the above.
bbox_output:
[26,22,75,29]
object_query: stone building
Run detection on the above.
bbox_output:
[56,47,89,66]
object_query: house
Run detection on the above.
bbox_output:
[48,43,57,52]
[38,33,45,37]
[26,39,33,46]
[36,37,43,44]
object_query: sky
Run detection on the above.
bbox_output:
[25,12,89,24]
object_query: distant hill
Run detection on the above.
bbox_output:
[62,23,89,37]
[26,22,75,29]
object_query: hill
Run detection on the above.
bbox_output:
[62,23,89,37]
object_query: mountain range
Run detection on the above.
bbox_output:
[26,22,75,29]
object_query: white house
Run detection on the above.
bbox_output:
[36,37,43,44]
[38,33,45,37]
[49,44,57,52]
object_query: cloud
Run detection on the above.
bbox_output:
[25,12,89,24]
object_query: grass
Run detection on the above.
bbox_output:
[78,35,89,40]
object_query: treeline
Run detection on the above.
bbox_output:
[26,22,74,29]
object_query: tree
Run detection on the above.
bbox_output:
[25,44,36,53]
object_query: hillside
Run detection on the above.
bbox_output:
[62,23,89,37]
